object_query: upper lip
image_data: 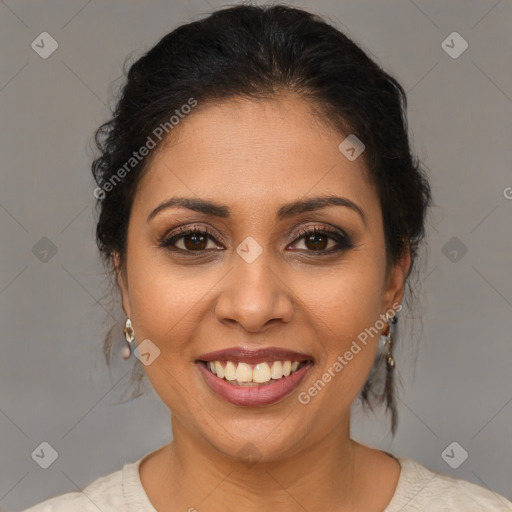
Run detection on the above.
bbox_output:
[196,347,314,364]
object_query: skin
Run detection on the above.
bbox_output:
[115,93,411,511]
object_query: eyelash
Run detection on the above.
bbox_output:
[158,224,355,256]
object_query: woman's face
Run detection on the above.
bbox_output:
[117,94,409,462]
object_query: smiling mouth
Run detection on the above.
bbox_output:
[198,359,313,387]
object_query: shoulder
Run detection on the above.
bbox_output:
[386,456,512,511]
[21,465,125,512]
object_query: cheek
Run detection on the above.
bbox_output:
[305,261,385,334]
[126,248,215,344]
[302,262,384,391]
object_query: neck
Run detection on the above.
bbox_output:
[149,414,361,511]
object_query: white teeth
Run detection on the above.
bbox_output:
[253,362,271,383]
[271,361,283,379]
[224,361,237,381]
[214,361,225,379]
[235,362,253,382]
[205,359,307,384]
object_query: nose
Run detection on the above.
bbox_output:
[214,252,295,333]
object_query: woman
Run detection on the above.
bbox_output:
[23,4,512,511]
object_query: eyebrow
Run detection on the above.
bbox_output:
[147,195,367,226]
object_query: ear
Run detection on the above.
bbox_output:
[113,251,131,318]
[382,244,411,310]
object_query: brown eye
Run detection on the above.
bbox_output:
[290,226,355,254]
[182,232,208,251]
[159,226,223,252]
[304,232,329,251]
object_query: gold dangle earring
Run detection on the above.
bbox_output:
[382,311,397,369]
[122,318,135,360]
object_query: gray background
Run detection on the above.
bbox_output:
[1,0,511,510]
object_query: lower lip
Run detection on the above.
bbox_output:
[197,361,313,406]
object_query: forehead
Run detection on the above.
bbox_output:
[133,94,378,221]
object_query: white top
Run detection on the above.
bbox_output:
[21,452,512,511]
